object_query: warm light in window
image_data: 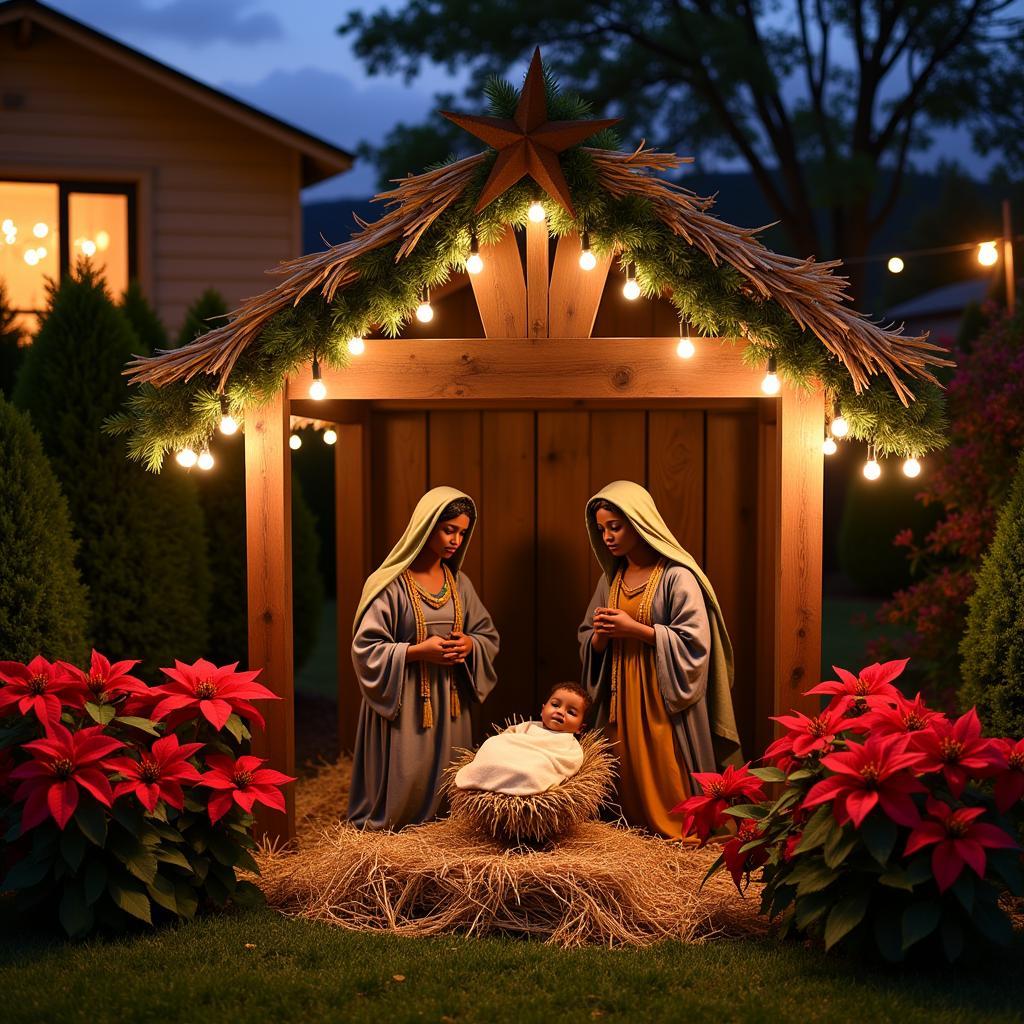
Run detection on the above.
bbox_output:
[1,219,13,233]
[81,239,97,257]
[23,250,39,266]
[32,222,48,238]
[1,182,59,334]
[96,230,110,251]
[69,192,128,296]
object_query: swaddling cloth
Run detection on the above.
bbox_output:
[454,721,584,795]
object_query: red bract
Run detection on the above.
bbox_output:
[60,650,149,708]
[912,708,1003,798]
[723,819,769,888]
[806,659,907,715]
[0,656,79,731]
[859,692,944,737]
[764,705,864,765]
[8,724,122,830]
[802,734,926,828]
[108,734,204,812]
[150,659,278,731]
[198,754,294,823]
[904,797,1018,893]
[992,738,1024,813]
[673,764,766,845]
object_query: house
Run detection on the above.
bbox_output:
[885,276,993,342]
[0,0,352,337]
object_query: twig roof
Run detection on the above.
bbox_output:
[126,145,951,405]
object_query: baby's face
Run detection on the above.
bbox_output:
[541,688,586,734]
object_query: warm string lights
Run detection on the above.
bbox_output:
[308,354,327,400]
[347,336,365,356]
[760,354,781,395]
[579,230,597,271]
[466,231,484,275]
[676,319,695,359]
[863,445,882,480]
[527,199,546,223]
[622,264,641,301]
[415,286,434,323]
[218,396,238,435]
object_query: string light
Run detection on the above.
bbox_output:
[32,222,48,238]
[81,239,96,257]
[622,264,641,301]
[466,231,483,275]
[175,448,197,468]
[197,450,214,471]
[676,319,695,359]
[218,396,238,435]
[977,241,999,267]
[347,336,365,356]
[863,446,881,481]
[23,250,39,266]
[823,436,838,456]
[527,200,545,223]
[323,428,338,446]
[903,456,922,478]
[308,355,326,400]
[830,413,850,438]
[579,230,597,271]
[761,354,781,395]
[415,285,434,323]
[289,433,302,451]
[887,256,904,274]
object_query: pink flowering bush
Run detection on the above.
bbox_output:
[0,651,293,937]
[678,658,1024,962]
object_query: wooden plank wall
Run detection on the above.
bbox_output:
[352,404,768,756]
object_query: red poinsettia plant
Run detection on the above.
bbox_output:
[0,651,293,937]
[676,658,1024,963]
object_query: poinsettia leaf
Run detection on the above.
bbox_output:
[823,825,858,869]
[108,875,152,924]
[155,846,192,872]
[749,766,786,783]
[767,788,802,816]
[971,895,1013,946]
[824,890,869,950]
[859,813,897,865]
[2,856,51,891]
[148,821,184,843]
[146,872,179,914]
[206,828,242,867]
[59,881,93,938]
[786,769,816,781]
[722,804,768,820]
[786,857,836,896]
[901,900,941,951]
[174,881,199,919]
[83,858,107,906]
[988,850,1024,895]
[223,713,246,744]
[233,879,265,907]
[794,888,833,930]
[233,845,260,875]
[108,831,158,884]
[795,806,836,854]
[59,825,86,871]
[114,716,161,736]
[204,868,232,906]
[84,702,116,726]
[700,852,725,888]
[74,800,107,847]
[941,919,964,962]
[873,907,905,963]
[951,871,975,914]
[877,867,916,891]
[111,802,144,835]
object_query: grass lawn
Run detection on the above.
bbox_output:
[2,903,1022,1024]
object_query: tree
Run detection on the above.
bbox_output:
[120,281,169,355]
[0,395,89,662]
[0,281,24,398]
[176,288,231,349]
[341,0,1022,299]
[12,267,211,674]
[959,448,1024,736]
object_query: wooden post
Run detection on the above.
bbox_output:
[775,385,824,716]
[1003,198,1016,316]
[548,232,612,338]
[244,388,295,841]
[468,227,527,338]
[526,218,548,337]
[335,414,371,755]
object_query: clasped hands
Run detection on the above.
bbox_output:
[592,607,642,640]
[411,631,473,666]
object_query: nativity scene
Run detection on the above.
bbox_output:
[111,49,955,945]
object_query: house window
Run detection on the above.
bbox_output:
[0,180,135,337]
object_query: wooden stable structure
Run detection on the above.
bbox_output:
[244,222,824,839]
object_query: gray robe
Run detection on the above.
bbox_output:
[578,564,716,775]
[348,573,499,829]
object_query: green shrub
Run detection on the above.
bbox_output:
[177,288,229,348]
[119,281,168,355]
[12,267,211,673]
[0,281,24,398]
[0,396,89,661]
[959,448,1024,734]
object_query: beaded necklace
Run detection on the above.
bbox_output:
[605,558,666,724]
[401,564,463,728]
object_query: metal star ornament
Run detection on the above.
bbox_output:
[441,48,620,217]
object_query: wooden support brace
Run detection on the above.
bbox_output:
[526,218,549,337]
[548,232,613,338]
[469,227,527,338]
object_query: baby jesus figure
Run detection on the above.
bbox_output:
[454,683,590,796]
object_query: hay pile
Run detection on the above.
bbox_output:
[445,731,617,844]
[256,757,765,948]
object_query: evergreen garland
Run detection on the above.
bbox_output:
[110,77,947,471]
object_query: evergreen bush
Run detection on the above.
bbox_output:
[0,281,24,398]
[12,267,211,674]
[177,288,229,348]
[119,281,169,354]
[959,448,1024,735]
[0,396,89,662]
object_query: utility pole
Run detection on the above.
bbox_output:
[1003,198,1016,316]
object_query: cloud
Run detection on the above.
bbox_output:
[53,0,283,46]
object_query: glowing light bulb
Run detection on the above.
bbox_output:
[3,233,14,245]
[579,230,596,271]
[23,250,39,266]
[822,437,838,456]
[466,252,483,275]
[176,448,197,468]
[323,428,338,445]
[978,241,999,267]
[96,230,110,251]
[903,457,921,478]
[81,239,97,257]
[761,355,780,395]
[308,356,326,400]
[830,415,849,438]
[415,286,434,323]
[887,256,904,274]
[527,200,545,223]
[347,336,365,356]
[1,219,13,233]
[863,458,881,480]
[622,276,641,301]
[219,414,238,435]
[197,450,214,471]
[289,433,302,451]
[32,222,48,239]
[35,247,46,259]
[676,338,696,359]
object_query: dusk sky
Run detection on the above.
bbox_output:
[50,0,995,202]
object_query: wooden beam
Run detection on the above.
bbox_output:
[775,385,824,717]
[336,415,371,755]
[548,232,612,338]
[469,227,527,338]
[287,339,763,401]
[526,218,548,337]
[244,389,295,840]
